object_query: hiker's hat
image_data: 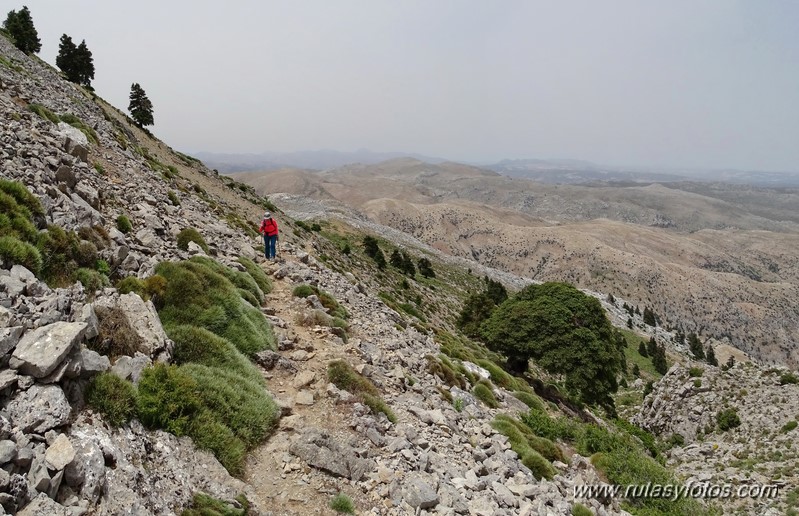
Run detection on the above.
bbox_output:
[264,212,271,218]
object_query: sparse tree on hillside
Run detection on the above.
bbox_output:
[128,83,155,127]
[390,249,403,269]
[688,332,705,360]
[632,363,640,377]
[705,345,718,366]
[638,341,648,358]
[56,34,95,87]
[652,343,668,375]
[483,276,508,306]
[647,336,657,357]
[480,282,625,411]
[417,257,435,278]
[3,6,41,54]
[643,306,657,326]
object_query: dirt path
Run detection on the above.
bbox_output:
[244,257,369,515]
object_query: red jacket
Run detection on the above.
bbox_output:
[259,218,278,236]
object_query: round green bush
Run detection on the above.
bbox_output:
[116,214,132,234]
[86,373,137,426]
[116,276,145,297]
[716,408,741,431]
[176,227,209,253]
[292,284,314,298]
[137,363,203,436]
[521,449,556,479]
[472,382,499,408]
[76,267,109,293]
[0,235,42,274]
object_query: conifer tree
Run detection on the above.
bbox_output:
[389,249,403,269]
[56,35,95,87]
[652,344,668,374]
[3,6,41,54]
[128,83,155,127]
[688,333,705,360]
[647,336,657,357]
[705,345,718,366]
[638,341,648,357]
[417,257,435,278]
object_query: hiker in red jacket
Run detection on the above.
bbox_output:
[259,212,279,260]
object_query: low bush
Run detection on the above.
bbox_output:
[781,420,797,433]
[717,408,741,431]
[168,191,180,206]
[75,267,109,294]
[168,325,263,383]
[186,412,246,476]
[116,276,145,297]
[86,372,137,426]
[472,381,499,408]
[292,284,314,298]
[780,372,799,385]
[177,227,209,253]
[329,493,355,514]
[92,307,141,358]
[137,363,203,436]
[181,492,248,516]
[28,103,59,123]
[425,355,467,389]
[572,503,592,516]
[491,414,564,463]
[117,214,132,234]
[237,256,272,294]
[512,391,545,411]
[0,235,42,273]
[58,113,99,144]
[476,359,518,390]
[155,259,275,356]
[328,360,395,422]
[520,407,579,441]
[521,448,556,480]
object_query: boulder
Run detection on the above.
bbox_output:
[45,434,75,471]
[6,384,71,433]
[402,473,439,509]
[9,322,88,378]
[289,427,374,481]
[111,353,151,384]
[63,439,105,503]
[93,293,170,361]
[0,326,24,355]
[17,492,71,516]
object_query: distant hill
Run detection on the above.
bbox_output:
[193,149,446,172]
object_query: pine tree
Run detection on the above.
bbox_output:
[688,333,705,360]
[3,6,41,54]
[401,252,416,276]
[389,249,403,269]
[128,83,154,127]
[643,307,657,326]
[417,257,435,278]
[652,344,668,375]
[647,336,657,357]
[56,35,95,87]
[637,341,648,357]
[705,345,718,366]
[632,364,640,377]
[626,317,633,329]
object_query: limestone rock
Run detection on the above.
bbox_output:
[9,322,87,378]
[6,384,71,433]
[45,434,75,471]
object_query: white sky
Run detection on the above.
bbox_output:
[16,0,799,171]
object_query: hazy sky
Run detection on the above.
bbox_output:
[18,1,799,171]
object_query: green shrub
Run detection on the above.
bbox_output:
[0,179,43,217]
[93,162,105,175]
[362,393,397,423]
[521,408,579,441]
[186,412,247,476]
[521,449,556,480]
[668,433,685,447]
[572,503,592,516]
[177,227,209,253]
[86,373,137,426]
[780,372,799,385]
[117,214,132,234]
[189,256,264,305]
[182,363,279,447]
[28,103,59,123]
[237,257,272,294]
[491,414,564,462]
[614,419,660,458]
[168,325,262,383]
[577,424,628,456]
[75,267,109,293]
[717,408,741,431]
[96,259,111,276]
[137,363,203,436]
[512,391,545,411]
[116,276,145,297]
[476,359,517,390]
[155,259,275,356]
[688,367,704,378]
[0,235,42,274]
[168,191,180,206]
[693,379,702,388]
[781,420,797,433]
[292,284,315,298]
[181,492,248,516]
[472,382,499,408]
[425,355,467,389]
[328,360,395,422]
[328,360,378,396]
[329,493,355,514]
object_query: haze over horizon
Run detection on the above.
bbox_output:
[19,0,799,173]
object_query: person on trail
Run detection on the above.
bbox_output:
[259,212,279,260]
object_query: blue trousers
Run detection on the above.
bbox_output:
[264,235,277,259]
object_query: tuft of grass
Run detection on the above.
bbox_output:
[58,113,99,144]
[181,492,248,516]
[512,391,545,411]
[520,407,580,441]
[492,414,564,463]
[292,284,314,298]
[328,360,395,422]
[472,381,499,408]
[155,259,275,356]
[782,420,798,433]
[117,214,132,234]
[86,373,137,426]
[780,372,799,385]
[237,257,272,294]
[0,235,42,274]
[572,503,593,516]
[168,191,180,206]
[476,359,519,390]
[91,307,141,358]
[329,493,355,514]
[521,448,557,480]
[75,267,109,294]
[177,227,209,253]
[137,363,203,437]
[28,103,59,123]
[688,367,704,378]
